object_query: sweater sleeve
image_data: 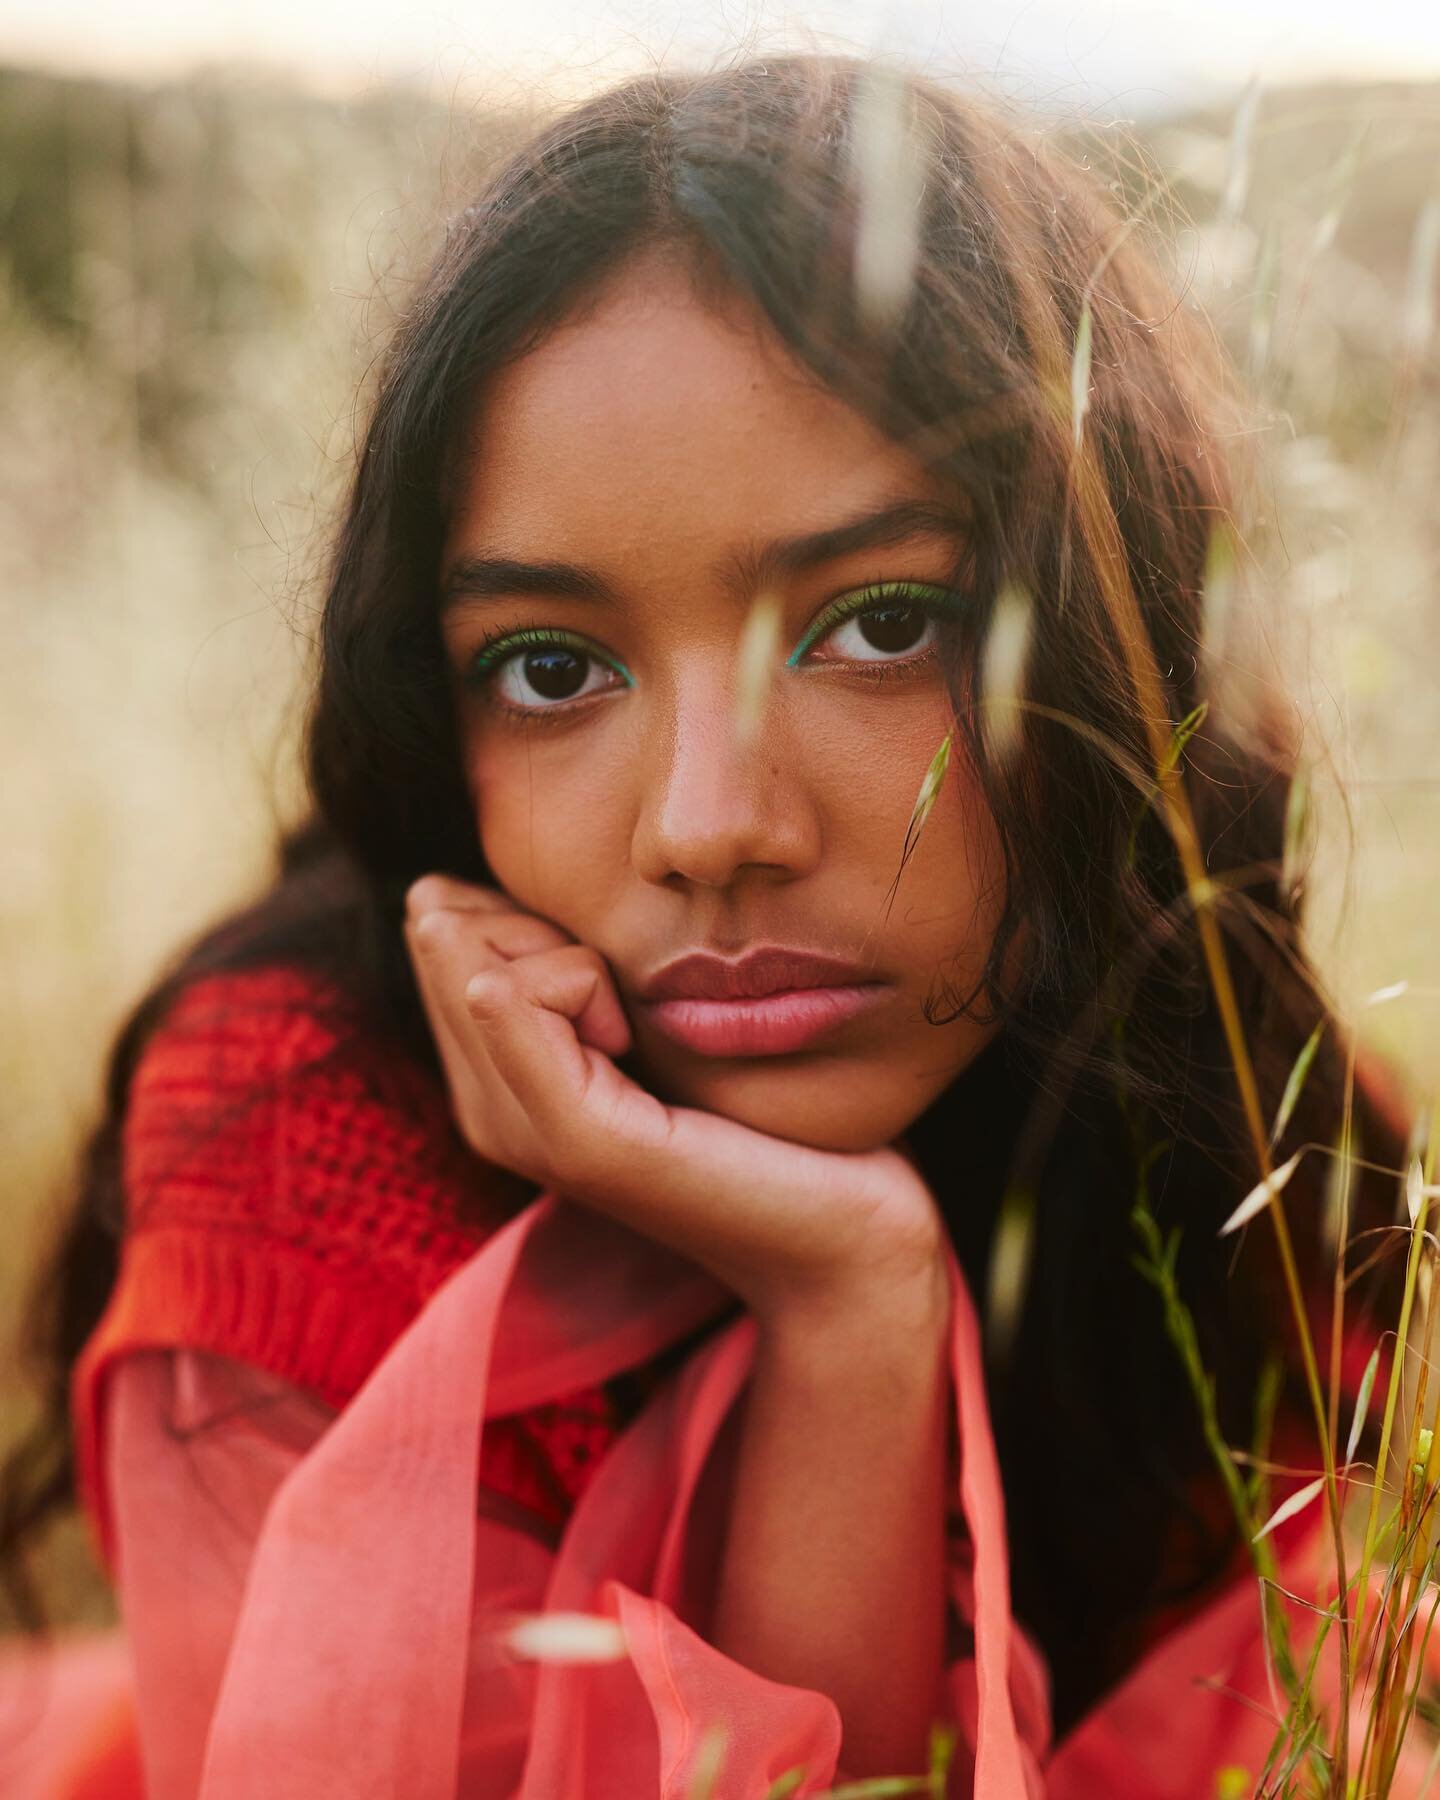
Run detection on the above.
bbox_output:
[72,963,627,1570]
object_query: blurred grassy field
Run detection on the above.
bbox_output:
[1,60,1438,1633]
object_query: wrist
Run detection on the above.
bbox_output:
[754,1248,952,1360]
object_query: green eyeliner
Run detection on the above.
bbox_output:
[468,626,633,685]
[468,581,960,693]
[785,580,966,666]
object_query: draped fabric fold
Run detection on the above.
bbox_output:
[6,1181,1422,1795]
[187,1188,1038,1797]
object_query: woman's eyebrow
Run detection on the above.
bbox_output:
[439,498,968,615]
[716,499,969,596]
[440,557,617,612]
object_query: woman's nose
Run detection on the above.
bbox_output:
[629,669,821,892]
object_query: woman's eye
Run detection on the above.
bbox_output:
[474,635,629,712]
[467,585,959,713]
[798,583,963,667]
[820,603,938,663]
[494,645,616,708]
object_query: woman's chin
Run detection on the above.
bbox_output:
[621,1044,927,1154]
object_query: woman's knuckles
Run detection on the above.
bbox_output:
[493,946,613,1015]
[405,875,491,921]
[489,916,574,959]
[406,877,583,948]
[463,967,516,1018]
[406,906,461,952]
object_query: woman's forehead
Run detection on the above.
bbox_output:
[443,261,961,592]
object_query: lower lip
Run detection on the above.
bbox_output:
[640,984,888,1057]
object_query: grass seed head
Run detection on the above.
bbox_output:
[979,581,1033,765]
[497,1610,629,1664]
[1071,299,1093,449]
[735,590,783,744]
[1219,1149,1304,1237]
[1221,78,1261,226]
[1404,197,1440,360]
[684,1724,729,1800]
[849,62,925,335]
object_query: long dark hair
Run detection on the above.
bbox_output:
[0,52,1414,1735]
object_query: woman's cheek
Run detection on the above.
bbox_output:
[469,738,628,927]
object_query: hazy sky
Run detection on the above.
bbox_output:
[4,0,1440,115]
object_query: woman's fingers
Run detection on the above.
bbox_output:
[464,944,636,1080]
[404,873,517,919]
[403,883,630,1036]
[409,904,632,1058]
[467,947,657,1186]
[403,914,515,1147]
[405,883,575,962]
[406,910,641,1181]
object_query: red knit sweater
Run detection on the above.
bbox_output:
[71,962,666,1572]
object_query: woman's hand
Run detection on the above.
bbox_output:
[402,874,947,1326]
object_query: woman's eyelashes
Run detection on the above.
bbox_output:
[470,625,633,711]
[785,580,966,666]
[463,581,967,718]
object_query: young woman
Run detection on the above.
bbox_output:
[0,50,1417,1799]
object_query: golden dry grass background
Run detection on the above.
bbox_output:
[1,61,1438,1631]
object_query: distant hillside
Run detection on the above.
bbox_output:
[3,61,1436,477]
[0,63,544,498]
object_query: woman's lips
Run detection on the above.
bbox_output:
[641,985,887,1056]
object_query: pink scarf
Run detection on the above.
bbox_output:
[192,1189,1047,1797]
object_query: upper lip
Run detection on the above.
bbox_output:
[637,947,884,1002]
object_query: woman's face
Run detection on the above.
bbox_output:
[439,251,1013,1153]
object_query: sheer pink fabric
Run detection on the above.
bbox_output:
[102,1342,1042,1800]
[106,1349,557,1799]
[5,1185,1426,1796]
[49,1190,1052,1797]
[170,1191,1046,1796]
